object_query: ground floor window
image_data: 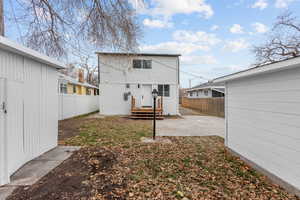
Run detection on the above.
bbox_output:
[158,84,170,97]
[86,88,91,95]
[94,89,99,95]
[204,90,208,96]
[73,85,77,94]
[60,83,67,94]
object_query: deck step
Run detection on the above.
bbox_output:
[131,109,162,113]
[129,116,164,120]
[131,113,162,115]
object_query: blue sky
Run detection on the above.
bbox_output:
[133,0,300,87]
[5,0,300,87]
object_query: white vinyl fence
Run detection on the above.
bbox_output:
[58,94,99,120]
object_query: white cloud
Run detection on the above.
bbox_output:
[275,0,296,8]
[140,42,209,55]
[143,0,214,19]
[210,25,219,31]
[129,0,147,10]
[143,18,173,28]
[252,22,268,33]
[223,39,249,52]
[230,24,244,34]
[181,55,218,65]
[251,0,268,10]
[227,65,246,71]
[172,30,221,46]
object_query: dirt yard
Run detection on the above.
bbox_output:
[7,116,300,200]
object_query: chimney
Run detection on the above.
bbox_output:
[78,69,85,83]
[88,73,93,84]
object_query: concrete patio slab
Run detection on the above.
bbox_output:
[0,146,80,199]
[0,186,17,200]
[157,115,225,137]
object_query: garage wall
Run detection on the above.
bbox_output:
[0,48,58,185]
[226,67,300,191]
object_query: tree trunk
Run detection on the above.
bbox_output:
[0,0,4,36]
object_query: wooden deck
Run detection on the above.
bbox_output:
[130,96,164,120]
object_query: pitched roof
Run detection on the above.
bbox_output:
[213,88,225,93]
[191,81,224,89]
[96,52,181,57]
[0,36,65,69]
[187,81,225,92]
[58,73,98,89]
[213,56,300,83]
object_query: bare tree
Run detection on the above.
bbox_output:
[0,0,4,36]
[253,11,300,65]
[6,0,142,57]
[74,55,98,85]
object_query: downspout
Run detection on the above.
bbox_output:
[177,56,180,115]
[97,54,100,87]
[225,82,228,147]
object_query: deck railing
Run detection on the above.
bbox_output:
[131,96,163,112]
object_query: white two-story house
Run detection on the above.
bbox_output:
[97,52,180,116]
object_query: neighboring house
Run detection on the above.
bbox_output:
[58,72,99,96]
[0,36,64,186]
[187,82,225,98]
[214,57,300,197]
[57,72,100,120]
[97,52,180,116]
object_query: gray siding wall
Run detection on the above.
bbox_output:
[226,67,300,190]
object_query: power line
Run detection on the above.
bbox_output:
[105,45,210,80]
[63,39,210,81]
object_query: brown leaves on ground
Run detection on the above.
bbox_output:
[8,116,300,200]
[7,147,128,200]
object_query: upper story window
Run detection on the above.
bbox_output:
[133,59,152,69]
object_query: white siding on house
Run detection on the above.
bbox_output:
[99,55,179,115]
[0,48,59,185]
[226,67,300,190]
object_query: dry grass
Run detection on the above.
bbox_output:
[64,116,299,200]
[9,116,299,200]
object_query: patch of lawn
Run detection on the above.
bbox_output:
[66,116,152,147]
[14,116,299,200]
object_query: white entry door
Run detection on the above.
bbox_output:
[142,84,152,107]
[7,81,25,175]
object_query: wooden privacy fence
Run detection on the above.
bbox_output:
[181,97,225,117]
